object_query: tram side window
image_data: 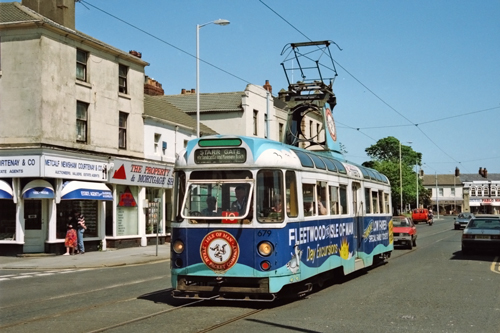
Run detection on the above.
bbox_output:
[257,169,284,223]
[384,193,390,213]
[317,181,328,215]
[286,171,298,218]
[365,188,371,214]
[372,190,379,214]
[303,183,315,216]
[329,185,339,215]
[176,171,186,221]
[339,185,348,214]
[378,190,384,214]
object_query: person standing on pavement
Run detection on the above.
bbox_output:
[74,210,86,254]
[64,223,77,255]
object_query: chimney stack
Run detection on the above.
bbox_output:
[144,76,164,96]
[129,50,142,58]
[263,80,272,93]
[483,168,488,178]
[22,0,75,29]
[479,167,483,176]
[455,167,460,177]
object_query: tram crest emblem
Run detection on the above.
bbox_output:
[200,230,240,272]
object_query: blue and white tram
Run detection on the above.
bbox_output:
[170,135,393,301]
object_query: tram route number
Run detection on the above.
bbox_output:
[257,230,271,237]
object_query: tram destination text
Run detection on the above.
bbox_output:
[194,148,246,164]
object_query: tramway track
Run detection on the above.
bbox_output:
[0,287,171,331]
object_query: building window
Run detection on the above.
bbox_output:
[253,110,258,135]
[154,133,161,154]
[118,112,128,149]
[76,101,88,143]
[119,64,128,94]
[279,123,283,142]
[76,49,88,81]
[264,114,268,138]
[438,188,443,196]
[451,188,455,196]
[309,120,313,138]
[470,188,476,196]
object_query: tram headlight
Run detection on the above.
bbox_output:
[172,239,185,254]
[258,241,274,257]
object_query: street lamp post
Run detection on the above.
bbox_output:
[196,19,230,138]
[400,141,412,214]
[416,161,419,209]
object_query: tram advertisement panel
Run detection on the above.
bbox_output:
[171,216,391,279]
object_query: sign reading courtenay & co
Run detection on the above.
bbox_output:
[110,159,174,188]
[0,155,40,178]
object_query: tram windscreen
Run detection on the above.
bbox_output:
[181,171,253,223]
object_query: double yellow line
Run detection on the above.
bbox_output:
[490,256,500,274]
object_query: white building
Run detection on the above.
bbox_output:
[0,1,169,254]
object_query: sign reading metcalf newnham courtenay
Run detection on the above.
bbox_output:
[42,156,108,181]
[109,159,174,188]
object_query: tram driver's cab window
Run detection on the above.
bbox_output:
[257,169,284,223]
[180,170,253,224]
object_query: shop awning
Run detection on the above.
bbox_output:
[61,181,112,201]
[0,180,13,199]
[22,180,54,199]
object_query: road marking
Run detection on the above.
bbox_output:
[1,269,80,281]
[490,256,500,274]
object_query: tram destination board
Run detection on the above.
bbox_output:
[194,148,246,164]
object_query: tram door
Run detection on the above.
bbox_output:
[352,182,363,252]
[24,200,46,253]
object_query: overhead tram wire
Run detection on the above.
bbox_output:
[79,0,250,86]
[258,0,467,170]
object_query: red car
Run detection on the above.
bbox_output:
[393,216,417,249]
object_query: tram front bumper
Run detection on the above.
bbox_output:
[173,275,272,300]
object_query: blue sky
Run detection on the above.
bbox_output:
[7,0,500,175]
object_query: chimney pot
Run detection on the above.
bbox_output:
[263,80,272,93]
[129,50,142,58]
[181,89,186,94]
[484,168,488,178]
[191,89,196,94]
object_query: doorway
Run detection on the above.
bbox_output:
[24,200,46,253]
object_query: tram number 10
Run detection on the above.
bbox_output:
[257,230,272,237]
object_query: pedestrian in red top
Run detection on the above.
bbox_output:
[64,223,77,255]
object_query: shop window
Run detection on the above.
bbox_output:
[76,101,88,143]
[119,112,128,149]
[146,188,163,234]
[56,201,99,239]
[119,64,128,94]
[76,49,88,81]
[116,185,139,235]
[0,200,16,240]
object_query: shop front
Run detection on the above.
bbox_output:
[106,158,174,249]
[0,152,111,255]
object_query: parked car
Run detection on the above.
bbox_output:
[411,208,432,224]
[454,212,474,230]
[461,215,500,254]
[392,216,417,249]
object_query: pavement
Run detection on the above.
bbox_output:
[0,244,171,270]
